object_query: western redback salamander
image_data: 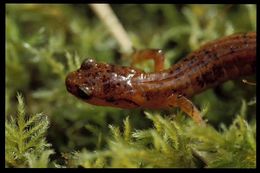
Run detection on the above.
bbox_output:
[66,32,256,124]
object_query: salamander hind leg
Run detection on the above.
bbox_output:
[167,94,204,125]
[131,49,165,72]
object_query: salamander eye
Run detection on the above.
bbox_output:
[81,58,96,70]
[77,85,93,99]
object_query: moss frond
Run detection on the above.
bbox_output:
[5,93,54,168]
[26,149,55,168]
[6,4,256,168]
[69,108,255,168]
[187,102,256,168]
[123,116,131,142]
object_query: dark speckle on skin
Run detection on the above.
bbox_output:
[176,66,181,71]
[188,57,196,64]
[111,65,115,72]
[229,46,235,53]
[241,33,250,46]
[212,64,225,80]
[212,52,218,60]
[204,50,210,55]
[190,55,196,59]
[171,89,177,93]
[196,75,205,88]
[106,97,116,103]
[201,71,215,85]
[183,57,189,61]
[103,83,111,94]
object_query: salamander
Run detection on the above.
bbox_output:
[65,32,256,124]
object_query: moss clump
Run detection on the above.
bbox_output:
[6,4,256,168]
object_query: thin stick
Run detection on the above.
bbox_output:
[89,4,133,54]
[242,79,256,86]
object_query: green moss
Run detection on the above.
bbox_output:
[6,4,256,168]
[69,111,256,168]
[5,93,54,168]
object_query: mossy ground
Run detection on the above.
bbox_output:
[5,4,256,168]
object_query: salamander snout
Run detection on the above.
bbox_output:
[65,70,94,100]
[65,71,78,95]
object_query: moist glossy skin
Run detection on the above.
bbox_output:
[66,32,256,124]
[66,59,144,109]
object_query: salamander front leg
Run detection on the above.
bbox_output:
[131,49,165,72]
[167,94,204,125]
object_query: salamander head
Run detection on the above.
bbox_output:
[65,58,141,108]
